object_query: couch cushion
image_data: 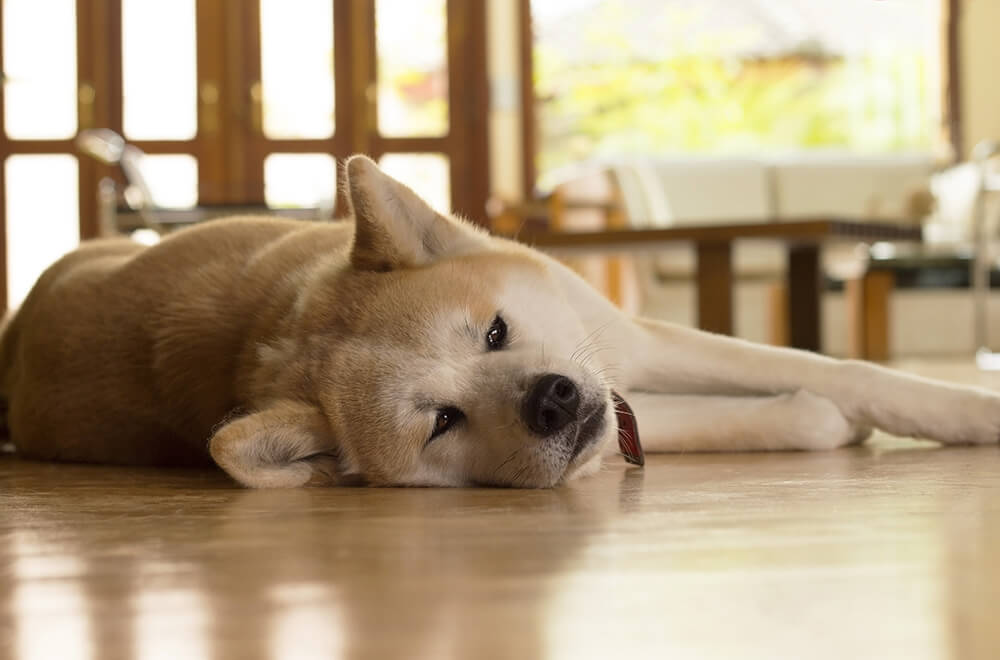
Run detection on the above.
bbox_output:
[771,154,934,220]
[616,158,773,226]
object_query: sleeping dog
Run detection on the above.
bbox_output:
[2,155,998,487]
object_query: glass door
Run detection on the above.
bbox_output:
[0,0,489,310]
[245,0,489,219]
[1,0,81,309]
[374,0,452,213]
[121,0,200,207]
[371,0,489,218]
[249,0,342,212]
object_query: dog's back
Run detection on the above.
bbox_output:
[0,216,352,466]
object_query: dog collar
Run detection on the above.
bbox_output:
[612,391,643,466]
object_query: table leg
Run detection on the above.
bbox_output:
[696,240,733,335]
[786,244,822,351]
[846,269,893,361]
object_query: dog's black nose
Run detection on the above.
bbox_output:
[522,374,580,436]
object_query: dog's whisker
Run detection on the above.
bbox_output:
[570,320,617,366]
[493,447,523,478]
[571,350,622,389]
[510,463,528,486]
[574,328,600,353]
[578,318,617,353]
[592,365,622,380]
[573,338,597,359]
[577,342,613,371]
[577,347,600,371]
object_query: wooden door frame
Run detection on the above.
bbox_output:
[77,0,123,240]
[238,0,351,208]
[518,0,535,200]
[0,0,7,312]
[446,0,490,223]
[943,0,962,158]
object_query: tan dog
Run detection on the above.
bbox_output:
[2,156,999,488]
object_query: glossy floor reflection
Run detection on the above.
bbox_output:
[2,363,1000,659]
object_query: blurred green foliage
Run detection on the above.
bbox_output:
[534,3,935,187]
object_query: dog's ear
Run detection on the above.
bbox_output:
[345,154,489,271]
[209,401,348,488]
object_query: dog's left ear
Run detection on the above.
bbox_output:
[209,401,342,488]
[345,154,489,271]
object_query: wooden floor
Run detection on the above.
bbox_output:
[2,361,1000,660]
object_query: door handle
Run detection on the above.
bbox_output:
[200,81,220,135]
[249,81,263,135]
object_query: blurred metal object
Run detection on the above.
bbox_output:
[76,128,163,235]
[96,177,118,237]
[969,140,1000,369]
[77,128,125,165]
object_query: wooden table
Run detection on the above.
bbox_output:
[514,219,923,352]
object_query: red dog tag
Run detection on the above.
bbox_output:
[612,391,643,466]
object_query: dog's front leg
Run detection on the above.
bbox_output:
[620,391,870,453]
[548,255,1000,446]
[613,318,1000,447]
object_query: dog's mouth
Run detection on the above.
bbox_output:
[568,401,610,463]
[563,391,643,476]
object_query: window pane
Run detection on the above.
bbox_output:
[6,155,80,308]
[264,154,336,209]
[138,155,198,209]
[2,0,77,139]
[260,0,335,139]
[122,0,197,140]
[533,0,943,186]
[378,153,450,214]
[376,0,449,137]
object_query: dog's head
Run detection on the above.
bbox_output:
[211,156,617,488]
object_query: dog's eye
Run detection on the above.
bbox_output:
[429,406,464,443]
[486,315,507,351]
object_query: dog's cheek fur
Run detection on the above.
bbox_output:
[315,343,425,485]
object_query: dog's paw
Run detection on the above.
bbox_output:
[842,361,1000,446]
[914,387,1000,446]
[779,390,855,451]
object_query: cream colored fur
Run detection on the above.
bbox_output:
[1,155,997,488]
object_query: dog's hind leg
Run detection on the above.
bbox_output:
[620,391,871,453]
